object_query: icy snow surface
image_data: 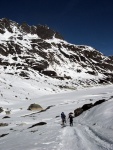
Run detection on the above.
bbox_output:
[0,74,113,150]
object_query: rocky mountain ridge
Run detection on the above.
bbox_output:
[0,18,113,91]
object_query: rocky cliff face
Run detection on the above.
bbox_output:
[0,18,113,90]
[109,56,113,61]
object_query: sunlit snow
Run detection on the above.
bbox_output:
[0,73,113,150]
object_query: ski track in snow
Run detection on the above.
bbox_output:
[57,124,113,150]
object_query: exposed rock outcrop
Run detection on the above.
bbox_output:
[2,116,10,119]
[28,122,47,129]
[74,99,106,117]
[0,123,8,127]
[0,133,9,138]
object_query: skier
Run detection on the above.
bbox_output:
[68,113,74,126]
[61,112,66,126]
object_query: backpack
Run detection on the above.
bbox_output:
[69,114,73,120]
[61,112,65,119]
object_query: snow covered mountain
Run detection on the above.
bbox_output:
[0,18,113,150]
[0,18,113,92]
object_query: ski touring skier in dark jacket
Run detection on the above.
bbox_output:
[61,112,66,125]
[68,113,74,126]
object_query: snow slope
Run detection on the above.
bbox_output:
[0,18,113,90]
[0,80,113,150]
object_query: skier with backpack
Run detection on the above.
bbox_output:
[68,112,74,126]
[61,112,66,126]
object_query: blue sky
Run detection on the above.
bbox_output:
[0,0,113,56]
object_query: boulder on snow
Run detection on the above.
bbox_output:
[93,99,106,106]
[41,70,57,77]
[2,116,10,119]
[74,108,84,117]
[28,122,47,129]
[28,103,43,111]
[74,103,93,117]
[0,133,9,138]
[0,107,3,113]
[82,103,93,111]
[0,123,8,127]
[5,110,11,115]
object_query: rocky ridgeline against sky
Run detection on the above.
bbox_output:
[0,18,113,90]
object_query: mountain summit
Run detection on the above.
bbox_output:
[0,18,113,91]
